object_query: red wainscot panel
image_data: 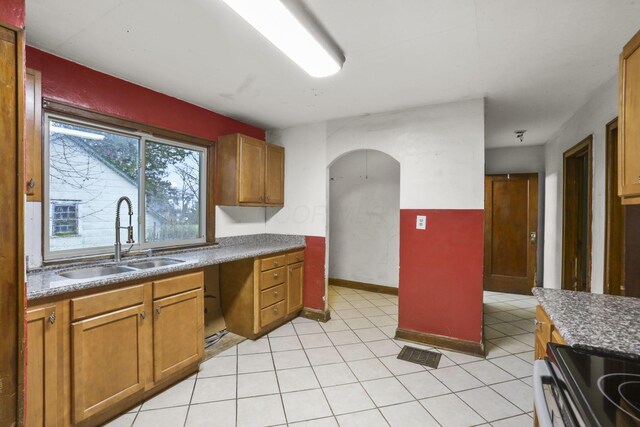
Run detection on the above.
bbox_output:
[303,236,326,311]
[25,47,265,142]
[398,209,484,344]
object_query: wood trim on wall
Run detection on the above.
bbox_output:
[329,278,399,295]
[299,307,331,323]
[41,98,218,244]
[0,24,25,425]
[395,328,485,357]
[604,118,625,296]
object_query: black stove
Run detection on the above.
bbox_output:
[546,343,640,426]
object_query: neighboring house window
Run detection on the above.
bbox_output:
[51,201,79,236]
[44,115,207,259]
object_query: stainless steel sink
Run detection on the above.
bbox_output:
[126,258,185,269]
[58,265,137,279]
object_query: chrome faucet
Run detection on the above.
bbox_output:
[115,196,135,262]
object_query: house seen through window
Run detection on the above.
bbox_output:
[45,116,206,259]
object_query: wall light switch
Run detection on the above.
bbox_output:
[416,215,427,230]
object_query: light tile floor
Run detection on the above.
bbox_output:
[107,287,537,427]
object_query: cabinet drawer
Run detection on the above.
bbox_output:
[260,254,286,271]
[260,284,285,309]
[71,285,144,321]
[286,251,304,264]
[260,300,286,327]
[153,271,204,299]
[260,267,286,290]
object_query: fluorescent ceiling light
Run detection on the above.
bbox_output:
[222,0,344,77]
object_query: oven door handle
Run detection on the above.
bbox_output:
[533,360,556,427]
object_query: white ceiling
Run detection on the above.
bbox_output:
[26,0,640,147]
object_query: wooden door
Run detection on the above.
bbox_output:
[605,119,625,295]
[0,24,24,426]
[619,29,640,201]
[562,137,593,292]
[265,144,284,205]
[25,68,42,201]
[153,289,204,382]
[238,136,265,204]
[287,262,304,314]
[484,174,538,294]
[71,305,147,423]
[26,304,58,427]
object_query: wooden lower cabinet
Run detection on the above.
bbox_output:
[534,305,565,360]
[153,288,204,382]
[71,304,147,423]
[220,249,305,339]
[25,270,204,426]
[26,304,59,427]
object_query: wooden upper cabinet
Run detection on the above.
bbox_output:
[238,136,265,204]
[25,68,42,202]
[26,304,58,427]
[265,144,285,205]
[619,29,640,203]
[217,133,284,207]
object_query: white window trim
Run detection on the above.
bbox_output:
[44,113,207,261]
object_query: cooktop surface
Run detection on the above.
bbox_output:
[548,343,640,426]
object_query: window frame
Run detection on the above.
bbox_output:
[43,112,207,261]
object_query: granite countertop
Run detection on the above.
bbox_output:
[533,288,640,360]
[27,234,305,301]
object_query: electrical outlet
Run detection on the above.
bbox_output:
[416,215,427,230]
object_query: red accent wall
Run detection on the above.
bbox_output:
[304,236,326,311]
[26,47,265,141]
[0,0,24,29]
[398,209,484,343]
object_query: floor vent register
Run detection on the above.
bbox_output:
[397,346,442,369]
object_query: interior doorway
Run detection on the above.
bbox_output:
[562,136,593,292]
[327,150,400,293]
[483,173,538,294]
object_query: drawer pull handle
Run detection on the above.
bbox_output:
[273,291,279,297]
[156,307,161,315]
[273,262,279,267]
[140,311,147,320]
[273,307,279,314]
[49,312,56,325]
[273,273,279,278]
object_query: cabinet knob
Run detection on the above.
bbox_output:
[274,291,279,297]
[273,307,279,314]
[273,273,279,278]
[49,311,56,325]
[266,196,270,202]
[273,261,279,267]
[637,176,640,184]
[533,320,544,326]
[27,178,36,189]
[156,307,161,315]
[140,311,147,320]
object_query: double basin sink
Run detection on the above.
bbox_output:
[57,258,185,280]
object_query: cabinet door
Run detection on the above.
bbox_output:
[619,30,640,200]
[238,136,265,204]
[71,305,147,423]
[265,144,284,205]
[287,262,304,314]
[25,68,42,201]
[26,305,58,427]
[153,289,204,382]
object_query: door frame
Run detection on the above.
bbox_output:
[483,173,539,294]
[562,136,593,291]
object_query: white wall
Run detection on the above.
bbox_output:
[215,206,266,238]
[266,99,486,239]
[329,150,400,287]
[543,75,618,293]
[485,145,546,284]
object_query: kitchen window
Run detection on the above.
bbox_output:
[44,114,207,260]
